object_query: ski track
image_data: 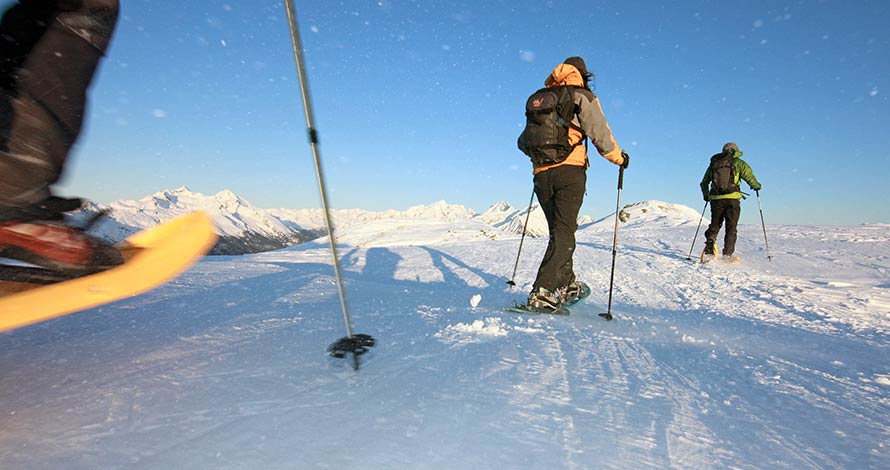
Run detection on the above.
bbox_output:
[1,223,889,469]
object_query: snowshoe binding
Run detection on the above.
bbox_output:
[562,280,591,306]
[700,242,719,264]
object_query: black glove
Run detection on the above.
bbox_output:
[620,150,630,169]
[703,193,710,202]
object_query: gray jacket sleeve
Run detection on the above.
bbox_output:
[574,90,623,165]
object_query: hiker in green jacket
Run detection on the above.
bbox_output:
[699,142,761,264]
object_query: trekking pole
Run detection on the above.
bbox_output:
[600,165,625,321]
[756,190,772,261]
[284,0,374,370]
[686,201,709,261]
[507,186,536,287]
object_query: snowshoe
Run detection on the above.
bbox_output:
[721,254,741,265]
[0,212,217,333]
[0,222,123,273]
[504,302,570,316]
[0,208,123,273]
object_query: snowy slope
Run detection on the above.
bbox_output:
[1,204,888,469]
[322,217,507,247]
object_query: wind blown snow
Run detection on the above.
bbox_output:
[1,200,888,469]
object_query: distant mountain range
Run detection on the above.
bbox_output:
[74,188,701,255]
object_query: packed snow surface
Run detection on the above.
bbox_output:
[1,202,889,469]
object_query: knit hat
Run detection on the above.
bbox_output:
[722,142,739,153]
[563,56,592,80]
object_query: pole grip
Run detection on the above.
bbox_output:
[617,165,624,190]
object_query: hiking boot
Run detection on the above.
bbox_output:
[527,287,563,313]
[0,220,123,272]
[562,280,591,305]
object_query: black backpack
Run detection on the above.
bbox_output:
[709,151,740,195]
[518,85,584,167]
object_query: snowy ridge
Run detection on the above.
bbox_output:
[268,200,477,232]
[79,187,311,255]
[83,189,516,255]
[81,189,621,255]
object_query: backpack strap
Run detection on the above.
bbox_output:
[556,86,586,135]
[558,86,587,154]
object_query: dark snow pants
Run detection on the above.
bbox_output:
[532,165,586,292]
[704,198,741,255]
[0,0,119,220]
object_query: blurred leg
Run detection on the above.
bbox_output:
[0,0,119,216]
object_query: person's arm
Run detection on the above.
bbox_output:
[575,91,624,166]
[737,159,761,191]
[700,168,711,201]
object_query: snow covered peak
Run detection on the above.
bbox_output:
[155,186,191,196]
[402,200,477,221]
[215,189,241,202]
[478,201,515,217]
[585,200,705,230]
[143,186,198,206]
[489,201,514,212]
[477,201,521,229]
[622,200,705,224]
[502,202,549,237]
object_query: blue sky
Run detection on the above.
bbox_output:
[18,0,886,224]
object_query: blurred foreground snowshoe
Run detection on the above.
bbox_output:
[0,212,217,332]
[0,220,123,273]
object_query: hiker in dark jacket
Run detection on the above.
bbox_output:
[699,142,761,264]
[517,56,628,312]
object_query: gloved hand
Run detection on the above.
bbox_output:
[703,193,710,202]
[620,150,630,169]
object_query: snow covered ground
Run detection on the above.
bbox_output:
[1,202,888,469]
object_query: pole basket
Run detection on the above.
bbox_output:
[328,334,376,370]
